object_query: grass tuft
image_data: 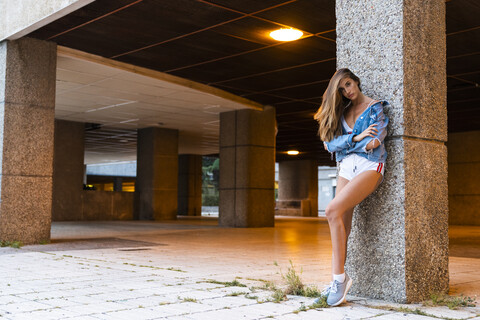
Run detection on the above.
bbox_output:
[283,261,304,295]
[206,279,247,287]
[0,240,23,248]
[424,293,476,309]
[271,288,287,303]
[227,291,248,296]
[309,295,329,308]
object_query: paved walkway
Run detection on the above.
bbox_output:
[0,217,479,320]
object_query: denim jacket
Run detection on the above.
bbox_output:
[324,101,389,163]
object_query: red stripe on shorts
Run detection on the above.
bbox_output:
[377,163,383,173]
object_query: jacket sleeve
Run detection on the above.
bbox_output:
[347,102,388,154]
[324,132,356,153]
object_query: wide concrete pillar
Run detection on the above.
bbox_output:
[178,154,202,216]
[219,106,276,227]
[337,1,448,302]
[0,37,56,244]
[52,120,85,221]
[136,127,178,220]
[277,160,318,216]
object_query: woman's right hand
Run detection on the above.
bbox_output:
[353,124,378,142]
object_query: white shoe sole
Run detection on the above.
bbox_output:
[329,278,353,307]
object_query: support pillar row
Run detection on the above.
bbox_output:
[136,127,178,220]
[178,154,202,216]
[337,0,448,302]
[52,120,85,221]
[0,37,56,244]
[219,107,276,227]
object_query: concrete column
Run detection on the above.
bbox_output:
[136,127,178,220]
[276,160,318,216]
[178,154,202,216]
[337,1,448,302]
[113,177,123,192]
[447,130,480,225]
[52,120,85,221]
[219,106,276,227]
[0,37,56,244]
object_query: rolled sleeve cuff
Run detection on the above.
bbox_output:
[324,141,332,153]
[347,133,355,148]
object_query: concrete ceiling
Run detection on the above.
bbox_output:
[26,0,480,164]
[56,47,262,164]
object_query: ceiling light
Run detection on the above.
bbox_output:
[287,150,299,155]
[270,28,303,41]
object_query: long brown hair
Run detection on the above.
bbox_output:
[314,68,361,141]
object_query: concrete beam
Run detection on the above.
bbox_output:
[0,0,95,41]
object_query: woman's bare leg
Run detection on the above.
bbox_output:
[326,171,382,275]
[334,177,354,265]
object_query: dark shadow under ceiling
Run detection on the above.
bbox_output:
[29,0,480,164]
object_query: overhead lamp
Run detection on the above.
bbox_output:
[270,28,303,41]
[287,150,299,155]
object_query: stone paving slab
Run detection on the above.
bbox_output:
[1,219,479,320]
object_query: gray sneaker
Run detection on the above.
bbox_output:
[326,274,353,306]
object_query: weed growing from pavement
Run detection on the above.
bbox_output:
[423,293,476,309]
[227,291,248,296]
[206,279,247,287]
[275,261,324,300]
[0,240,23,248]
[245,293,259,300]
[293,303,307,314]
[166,267,186,272]
[179,297,199,303]
[271,288,287,303]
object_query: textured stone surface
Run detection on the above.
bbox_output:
[178,154,202,216]
[0,175,52,244]
[52,120,84,221]
[403,0,447,141]
[336,0,404,137]
[235,146,275,189]
[404,139,449,301]
[3,38,57,106]
[448,131,480,225]
[0,103,54,176]
[136,127,178,220]
[338,0,448,303]
[0,38,56,244]
[219,107,275,227]
[277,160,318,217]
[347,139,407,302]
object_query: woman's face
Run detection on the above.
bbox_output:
[338,77,360,100]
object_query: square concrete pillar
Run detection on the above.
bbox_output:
[136,127,178,220]
[178,154,202,216]
[277,160,318,217]
[53,120,85,221]
[0,37,56,244]
[337,0,448,302]
[219,106,276,227]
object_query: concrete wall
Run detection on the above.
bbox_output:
[276,160,318,217]
[448,130,480,225]
[0,0,94,41]
[81,191,134,220]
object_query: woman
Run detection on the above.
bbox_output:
[314,68,389,306]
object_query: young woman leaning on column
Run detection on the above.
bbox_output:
[313,68,389,306]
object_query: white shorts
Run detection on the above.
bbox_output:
[338,154,385,181]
